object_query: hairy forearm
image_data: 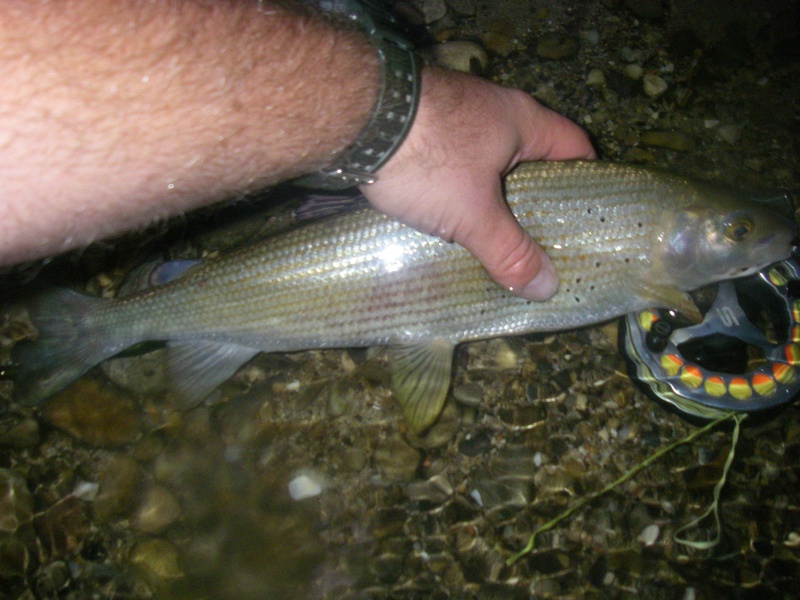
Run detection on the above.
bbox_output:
[0,0,378,264]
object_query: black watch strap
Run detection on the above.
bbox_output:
[293,1,420,190]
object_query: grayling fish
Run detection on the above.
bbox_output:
[11,161,795,431]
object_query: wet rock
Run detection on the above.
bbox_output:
[453,382,483,407]
[132,484,181,534]
[0,469,34,534]
[288,473,323,501]
[33,496,89,561]
[643,73,668,98]
[624,64,644,80]
[412,0,446,24]
[374,436,421,481]
[481,31,514,56]
[39,379,142,447]
[128,538,184,588]
[405,474,453,504]
[586,69,606,86]
[445,0,475,16]
[432,41,488,74]
[716,124,740,145]
[639,131,697,151]
[536,32,579,60]
[0,412,39,449]
[92,455,142,523]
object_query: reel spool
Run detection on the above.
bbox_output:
[620,256,800,420]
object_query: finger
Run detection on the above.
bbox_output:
[453,184,559,301]
[516,96,596,162]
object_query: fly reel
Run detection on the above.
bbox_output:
[620,256,800,420]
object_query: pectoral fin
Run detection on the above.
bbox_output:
[634,283,702,323]
[388,340,455,434]
[166,341,259,408]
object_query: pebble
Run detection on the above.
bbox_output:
[536,32,579,60]
[637,524,660,546]
[39,379,142,447]
[586,69,606,86]
[432,41,488,74]
[374,436,421,481]
[288,473,323,501]
[481,31,515,56]
[716,124,740,145]
[623,64,644,80]
[93,455,142,523]
[405,474,453,504]
[414,0,447,24]
[128,538,184,583]
[445,0,475,16]
[0,413,40,449]
[0,469,33,534]
[581,29,600,46]
[453,382,483,407]
[640,131,697,151]
[620,47,645,63]
[132,484,181,534]
[643,74,668,98]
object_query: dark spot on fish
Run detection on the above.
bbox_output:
[590,285,595,291]
[624,258,630,263]
[637,222,643,228]
[600,216,606,223]
[576,277,582,284]
[595,261,601,268]
[574,296,581,303]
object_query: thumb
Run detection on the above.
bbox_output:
[453,185,559,301]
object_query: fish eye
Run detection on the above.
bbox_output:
[724,213,754,242]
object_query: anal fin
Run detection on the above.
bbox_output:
[388,340,455,434]
[166,341,259,409]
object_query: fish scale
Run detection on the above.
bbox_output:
[12,160,795,421]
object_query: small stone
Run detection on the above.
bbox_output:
[0,469,33,534]
[288,474,323,501]
[0,414,39,449]
[374,436,421,481]
[620,47,645,63]
[642,74,668,98]
[405,474,453,504]
[623,64,644,80]
[716,124,740,145]
[132,484,181,534]
[415,0,447,23]
[586,69,606,86]
[432,41,488,74]
[481,31,515,56]
[39,379,142,447]
[536,32,579,60]
[445,0,475,15]
[129,538,184,582]
[640,131,696,152]
[93,455,142,523]
[637,524,660,546]
[581,29,600,46]
[453,382,483,407]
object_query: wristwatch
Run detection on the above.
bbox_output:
[293,0,420,190]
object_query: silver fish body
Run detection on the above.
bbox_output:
[12,161,796,429]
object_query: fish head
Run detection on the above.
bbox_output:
[656,191,796,291]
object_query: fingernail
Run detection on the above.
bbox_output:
[520,263,559,301]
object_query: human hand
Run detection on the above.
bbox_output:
[361,66,595,301]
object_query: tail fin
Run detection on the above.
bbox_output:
[11,289,118,405]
